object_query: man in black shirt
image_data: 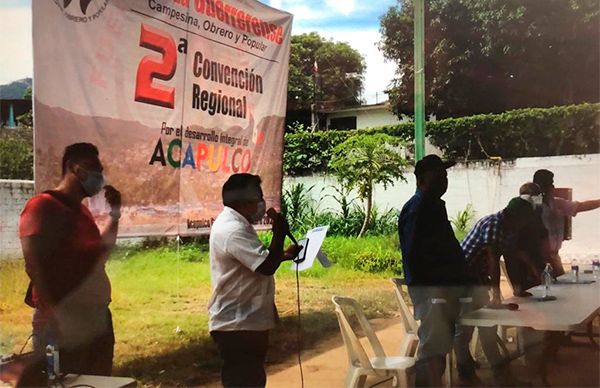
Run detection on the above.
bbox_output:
[398,155,472,386]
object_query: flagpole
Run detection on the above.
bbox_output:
[414,0,425,161]
[311,60,318,131]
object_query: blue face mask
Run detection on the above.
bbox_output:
[81,170,104,197]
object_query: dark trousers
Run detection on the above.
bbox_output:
[211,330,269,388]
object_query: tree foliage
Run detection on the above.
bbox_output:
[0,128,33,180]
[23,86,32,100]
[288,32,366,112]
[379,0,600,118]
[330,134,408,237]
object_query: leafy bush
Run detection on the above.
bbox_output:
[0,128,33,179]
[281,182,315,231]
[281,182,398,238]
[283,103,600,175]
[450,203,475,236]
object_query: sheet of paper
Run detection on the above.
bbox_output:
[291,225,329,271]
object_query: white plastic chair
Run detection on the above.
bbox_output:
[390,278,419,357]
[332,296,415,388]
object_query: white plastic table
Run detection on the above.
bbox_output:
[459,274,600,331]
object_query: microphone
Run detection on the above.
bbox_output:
[266,208,298,245]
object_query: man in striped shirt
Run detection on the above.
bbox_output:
[454,197,535,386]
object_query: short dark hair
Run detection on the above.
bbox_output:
[222,173,262,206]
[533,169,554,191]
[61,143,99,176]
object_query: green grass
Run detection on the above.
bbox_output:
[0,235,402,386]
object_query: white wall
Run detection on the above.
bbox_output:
[326,106,404,130]
[2,155,599,262]
[0,179,34,260]
[285,154,600,263]
[357,109,402,129]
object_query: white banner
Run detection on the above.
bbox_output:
[33,0,293,236]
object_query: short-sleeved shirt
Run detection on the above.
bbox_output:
[460,211,504,284]
[541,197,578,253]
[19,191,110,307]
[398,190,470,288]
[208,206,276,332]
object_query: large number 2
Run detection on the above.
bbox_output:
[134,24,177,109]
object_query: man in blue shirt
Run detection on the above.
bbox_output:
[398,155,471,386]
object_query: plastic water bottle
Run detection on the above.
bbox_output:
[571,259,579,283]
[45,339,60,385]
[542,263,553,298]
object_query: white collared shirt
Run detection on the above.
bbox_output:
[208,206,276,331]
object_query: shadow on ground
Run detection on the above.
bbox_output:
[113,310,344,386]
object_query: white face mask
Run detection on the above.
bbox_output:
[251,200,266,223]
[520,194,543,209]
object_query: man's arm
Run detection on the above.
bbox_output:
[256,212,300,276]
[21,235,56,308]
[485,246,502,304]
[576,199,600,213]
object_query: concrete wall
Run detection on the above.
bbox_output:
[326,105,404,129]
[285,154,600,263]
[0,179,33,260]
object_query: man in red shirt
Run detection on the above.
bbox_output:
[20,143,121,376]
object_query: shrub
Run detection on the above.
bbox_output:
[450,203,475,236]
[0,128,33,180]
[283,103,600,175]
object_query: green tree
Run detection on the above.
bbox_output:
[379,0,600,118]
[288,32,366,112]
[23,86,32,100]
[330,133,408,237]
[18,87,33,127]
[0,131,33,179]
[17,111,33,128]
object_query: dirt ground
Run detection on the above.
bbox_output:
[263,279,600,388]
[264,317,599,388]
[170,279,599,387]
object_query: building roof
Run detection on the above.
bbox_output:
[320,101,392,114]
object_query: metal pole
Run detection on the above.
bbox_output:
[414,0,425,161]
[7,103,16,128]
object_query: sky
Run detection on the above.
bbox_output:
[0,0,398,104]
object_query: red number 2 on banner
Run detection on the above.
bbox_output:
[134,24,177,109]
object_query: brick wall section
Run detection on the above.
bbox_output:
[0,180,34,260]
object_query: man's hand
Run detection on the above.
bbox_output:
[104,185,121,211]
[268,208,290,237]
[283,244,302,261]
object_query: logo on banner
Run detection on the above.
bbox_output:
[54,0,109,23]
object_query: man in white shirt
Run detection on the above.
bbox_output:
[533,169,600,276]
[208,173,299,387]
